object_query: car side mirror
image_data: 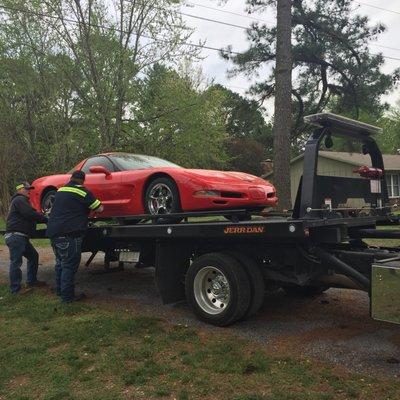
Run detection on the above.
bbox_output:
[89,165,111,176]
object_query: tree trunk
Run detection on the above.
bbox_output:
[273,0,293,211]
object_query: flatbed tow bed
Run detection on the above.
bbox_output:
[10,113,400,326]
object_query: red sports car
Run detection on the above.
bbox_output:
[29,153,278,218]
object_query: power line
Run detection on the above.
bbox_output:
[0,4,249,93]
[0,4,242,55]
[181,7,400,58]
[0,3,399,63]
[223,84,249,91]
[179,11,249,31]
[354,1,400,15]
[179,4,400,57]
[186,2,275,25]
[375,54,400,61]
[370,43,400,52]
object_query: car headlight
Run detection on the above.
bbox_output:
[194,190,221,197]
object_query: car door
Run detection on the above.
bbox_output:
[81,156,122,215]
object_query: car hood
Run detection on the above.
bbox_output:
[182,169,271,186]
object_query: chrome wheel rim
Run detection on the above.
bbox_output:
[42,193,55,215]
[193,266,231,315]
[147,183,174,214]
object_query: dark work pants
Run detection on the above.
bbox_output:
[5,234,39,293]
[51,236,83,302]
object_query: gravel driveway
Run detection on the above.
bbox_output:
[1,245,399,377]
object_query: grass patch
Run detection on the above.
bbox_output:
[0,285,399,399]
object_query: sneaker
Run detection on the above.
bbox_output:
[27,280,47,288]
[12,287,33,295]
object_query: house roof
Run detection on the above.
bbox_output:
[319,151,400,170]
[263,151,400,178]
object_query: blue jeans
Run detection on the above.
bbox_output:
[51,236,83,302]
[5,234,39,293]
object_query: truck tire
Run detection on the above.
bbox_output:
[226,252,265,319]
[185,252,251,326]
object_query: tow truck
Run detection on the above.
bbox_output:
[23,113,400,326]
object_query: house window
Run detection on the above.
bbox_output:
[386,173,400,198]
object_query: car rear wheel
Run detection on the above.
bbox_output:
[144,177,182,222]
[41,190,56,215]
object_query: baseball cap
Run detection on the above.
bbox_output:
[16,181,34,191]
[71,170,86,181]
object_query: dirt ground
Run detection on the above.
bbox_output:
[1,245,399,378]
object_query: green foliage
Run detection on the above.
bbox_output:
[377,108,400,154]
[208,84,273,174]
[225,0,399,139]
[1,284,400,399]
[226,138,266,175]
[211,84,273,149]
[327,107,400,154]
[125,64,229,169]
[0,0,233,213]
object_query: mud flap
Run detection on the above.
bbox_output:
[155,240,191,304]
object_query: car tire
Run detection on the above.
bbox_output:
[185,252,251,326]
[41,189,57,215]
[144,177,182,223]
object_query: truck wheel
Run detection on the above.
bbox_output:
[227,252,265,319]
[283,285,328,297]
[185,252,251,326]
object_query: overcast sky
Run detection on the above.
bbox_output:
[179,0,400,112]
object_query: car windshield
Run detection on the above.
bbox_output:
[111,154,181,171]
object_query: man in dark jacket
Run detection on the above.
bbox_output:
[47,170,103,303]
[4,181,48,294]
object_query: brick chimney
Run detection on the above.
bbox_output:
[261,159,274,175]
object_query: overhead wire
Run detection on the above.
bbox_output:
[179,3,400,60]
[179,11,249,31]
[0,4,243,55]
[354,1,400,15]
[0,1,398,85]
[185,2,275,25]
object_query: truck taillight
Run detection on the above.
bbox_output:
[354,166,383,179]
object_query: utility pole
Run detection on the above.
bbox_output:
[273,0,293,211]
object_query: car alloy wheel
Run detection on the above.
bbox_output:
[41,190,56,215]
[147,183,174,214]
